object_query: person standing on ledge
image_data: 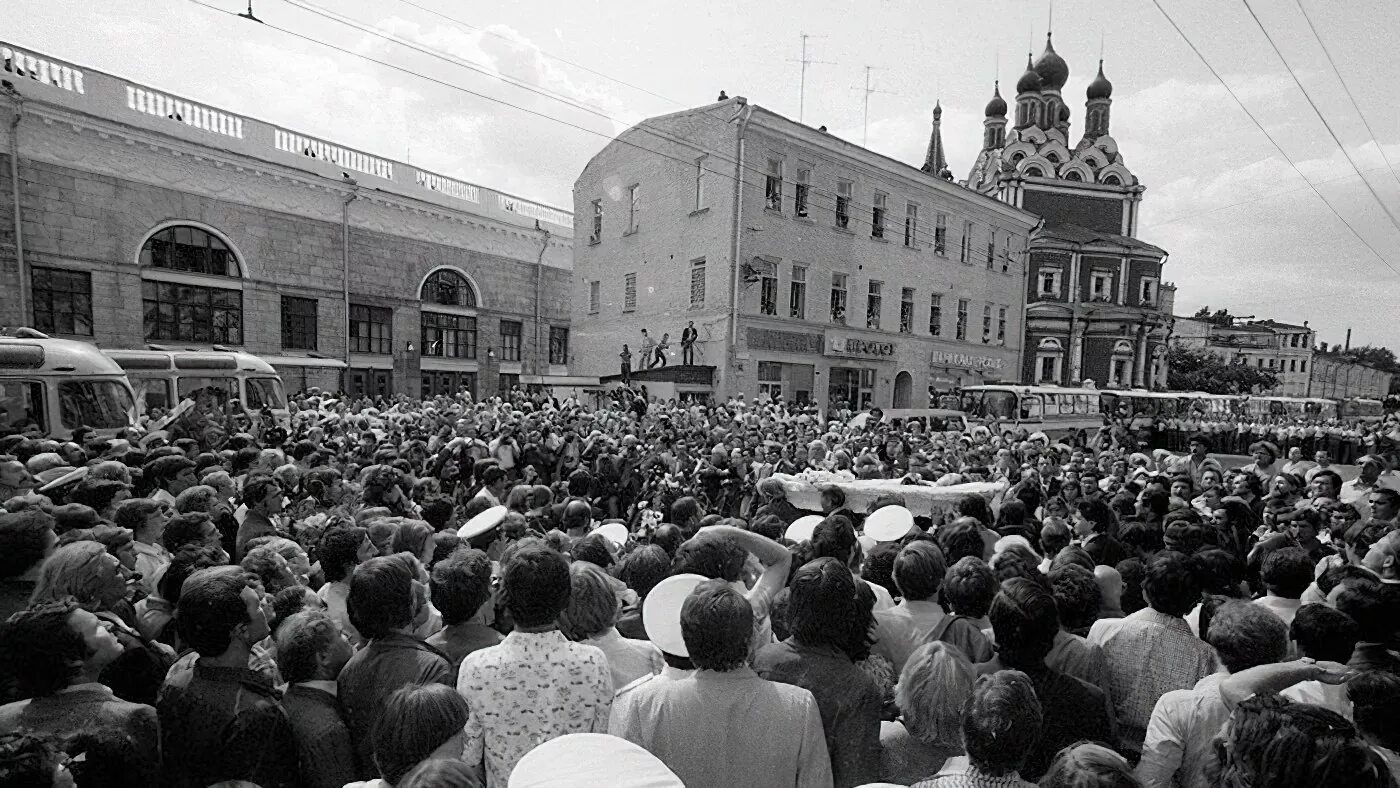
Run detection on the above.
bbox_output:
[681,321,697,365]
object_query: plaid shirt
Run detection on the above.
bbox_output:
[1088,608,1219,753]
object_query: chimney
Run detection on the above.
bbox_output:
[1345,328,1352,351]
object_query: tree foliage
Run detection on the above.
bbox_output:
[1167,345,1279,394]
[1191,306,1239,327]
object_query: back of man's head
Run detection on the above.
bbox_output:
[988,578,1059,669]
[1206,599,1288,674]
[1290,603,1358,663]
[177,566,253,657]
[892,541,946,602]
[787,557,856,649]
[680,579,752,671]
[1143,550,1201,618]
[500,542,571,628]
[348,555,416,639]
[275,610,341,685]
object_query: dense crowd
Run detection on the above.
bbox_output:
[1154,408,1400,464]
[2,386,1400,788]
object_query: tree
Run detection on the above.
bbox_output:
[1167,345,1279,394]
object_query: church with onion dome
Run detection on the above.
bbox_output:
[961,34,1175,390]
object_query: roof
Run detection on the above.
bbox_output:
[1250,319,1310,331]
[1035,221,1167,256]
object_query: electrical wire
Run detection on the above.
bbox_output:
[1151,165,1394,227]
[1240,0,1400,236]
[1150,0,1398,275]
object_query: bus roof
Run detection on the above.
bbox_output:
[104,348,279,374]
[0,336,129,376]
[962,384,1103,397]
[1101,389,1203,400]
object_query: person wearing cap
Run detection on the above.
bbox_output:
[1166,434,1221,490]
[755,557,882,787]
[609,579,832,788]
[1241,441,1280,490]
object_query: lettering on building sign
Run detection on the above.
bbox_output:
[930,350,1005,370]
[827,335,896,358]
[415,170,481,203]
[498,194,570,228]
[747,328,824,354]
[1,46,84,93]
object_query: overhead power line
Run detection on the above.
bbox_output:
[1149,0,1398,276]
[1240,0,1400,237]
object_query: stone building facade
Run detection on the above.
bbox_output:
[0,42,575,398]
[1171,317,1316,396]
[570,98,1037,409]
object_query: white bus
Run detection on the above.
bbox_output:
[958,384,1106,440]
[0,330,137,440]
[104,348,289,430]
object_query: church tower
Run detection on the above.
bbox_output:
[1014,54,1042,130]
[1083,59,1113,139]
[921,101,952,179]
[1031,33,1069,133]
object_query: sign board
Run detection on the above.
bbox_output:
[826,332,896,358]
[747,327,824,354]
[929,350,1006,370]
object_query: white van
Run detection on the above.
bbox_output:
[104,348,289,429]
[0,330,137,440]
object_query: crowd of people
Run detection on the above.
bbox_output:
[1,384,1400,788]
[1154,407,1400,464]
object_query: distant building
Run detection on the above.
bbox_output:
[1171,317,1315,396]
[1310,354,1392,400]
[964,35,1173,389]
[0,41,577,399]
[570,97,1037,409]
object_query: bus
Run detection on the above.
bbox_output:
[0,330,137,440]
[1238,396,1337,420]
[104,349,289,434]
[958,385,1106,439]
[1339,398,1384,422]
[1099,389,1203,431]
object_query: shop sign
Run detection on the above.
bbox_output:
[826,332,896,358]
[930,350,1005,370]
[747,327,824,354]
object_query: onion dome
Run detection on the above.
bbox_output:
[985,81,1007,117]
[1033,33,1069,91]
[1016,54,1043,94]
[1087,59,1113,100]
[1059,103,1070,122]
[933,99,943,119]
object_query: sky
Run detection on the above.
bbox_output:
[5,0,1400,349]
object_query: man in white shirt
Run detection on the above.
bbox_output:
[115,498,171,596]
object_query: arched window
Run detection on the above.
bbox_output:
[1045,151,1060,164]
[1024,165,1044,177]
[1064,170,1083,182]
[139,224,243,345]
[422,269,477,308]
[140,225,238,277]
[1102,174,1122,186]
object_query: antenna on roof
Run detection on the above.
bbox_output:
[788,33,836,124]
[237,0,263,22]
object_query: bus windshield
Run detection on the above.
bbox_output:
[178,376,239,406]
[982,391,1018,420]
[0,381,46,436]
[59,380,134,430]
[246,377,286,410]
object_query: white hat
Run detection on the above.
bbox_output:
[509,733,683,788]
[642,573,707,658]
[458,505,508,540]
[594,522,629,547]
[784,514,824,544]
[864,505,914,542]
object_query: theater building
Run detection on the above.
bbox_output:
[0,42,577,398]
[571,97,1037,409]
[965,35,1175,388]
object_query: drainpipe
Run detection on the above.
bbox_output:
[729,100,753,392]
[6,89,25,327]
[340,180,359,388]
[533,220,551,383]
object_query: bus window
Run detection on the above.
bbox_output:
[1020,395,1043,420]
[132,379,173,413]
[246,377,286,410]
[960,391,984,416]
[983,391,1017,420]
[1060,395,1077,416]
[59,381,133,430]
[178,376,239,406]
[0,381,46,437]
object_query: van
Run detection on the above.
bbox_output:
[0,330,137,440]
[104,348,289,429]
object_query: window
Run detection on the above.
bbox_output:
[140,225,237,277]
[960,221,974,263]
[835,180,851,228]
[830,273,848,324]
[689,260,705,308]
[905,203,918,247]
[624,272,637,312]
[1002,235,1011,273]
[141,280,242,344]
[421,312,477,359]
[1300,360,1306,373]
[1039,355,1060,384]
[795,168,810,218]
[1140,277,1158,306]
[1091,271,1113,302]
[589,199,602,243]
[1257,358,1264,368]
[790,265,807,319]
[956,299,968,340]
[900,287,914,333]
[758,361,784,401]
[760,271,778,316]
[549,326,569,365]
[423,269,477,308]
[588,280,600,314]
[1111,358,1130,386]
[872,192,887,239]
[1039,268,1062,297]
[986,229,996,269]
[280,296,317,350]
[1289,359,1297,372]
[997,306,1007,343]
[694,158,707,211]
[349,304,392,354]
[765,159,783,212]
[982,304,993,343]
[929,294,942,336]
[934,213,948,255]
[30,266,92,336]
[866,281,882,329]
[499,320,522,361]
[0,381,45,437]
[627,184,640,233]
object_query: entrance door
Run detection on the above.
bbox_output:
[893,371,913,408]
[348,369,392,398]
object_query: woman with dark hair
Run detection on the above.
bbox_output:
[1072,499,1125,568]
[364,684,470,787]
